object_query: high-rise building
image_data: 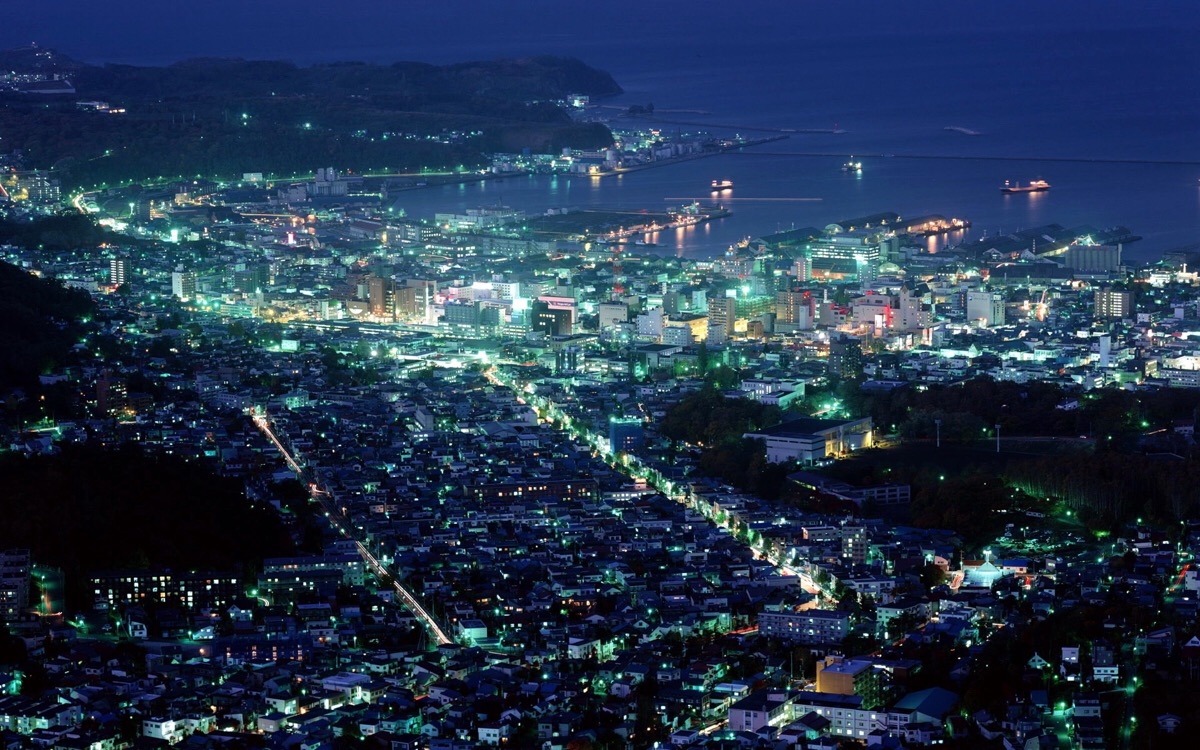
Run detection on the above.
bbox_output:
[829,335,864,378]
[368,276,396,320]
[896,285,931,331]
[395,279,436,323]
[795,255,812,282]
[1094,288,1133,319]
[532,300,573,337]
[776,289,816,328]
[109,257,130,288]
[556,346,583,374]
[966,290,1005,327]
[171,269,197,301]
[708,296,737,337]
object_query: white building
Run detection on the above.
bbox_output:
[966,290,1004,327]
[757,609,850,644]
[170,269,197,301]
[743,417,873,464]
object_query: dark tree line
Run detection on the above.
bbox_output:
[659,388,794,498]
[1006,452,1200,526]
[658,387,781,447]
[0,258,95,389]
[0,444,294,609]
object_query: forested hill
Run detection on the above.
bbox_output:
[0,49,621,189]
[0,257,94,389]
[68,55,624,102]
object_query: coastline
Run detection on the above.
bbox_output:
[598,134,790,179]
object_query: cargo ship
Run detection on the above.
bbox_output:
[710,179,733,191]
[1000,179,1050,193]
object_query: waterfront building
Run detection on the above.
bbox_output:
[806,234,881,282]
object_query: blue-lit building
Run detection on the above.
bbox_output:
[608,417,645,453]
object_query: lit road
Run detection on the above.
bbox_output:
[482,365,830,605]
[251,410,452,645]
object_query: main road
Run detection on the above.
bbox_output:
[251,409,452,646]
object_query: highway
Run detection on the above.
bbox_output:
[251,410,453,646]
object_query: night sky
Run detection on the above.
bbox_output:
[2,1,1194,67]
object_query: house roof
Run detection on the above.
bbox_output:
[892,686,958,720]
[749,417,863,439]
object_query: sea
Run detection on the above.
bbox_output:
[3,0,1198,261]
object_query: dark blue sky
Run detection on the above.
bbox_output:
[2,1,1195,67]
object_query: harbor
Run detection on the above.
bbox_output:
[387,146,1197,260]
[525,202,732,244]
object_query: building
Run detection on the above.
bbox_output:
[608,417,645,453]
[90,569,243,612]
[261,554,366,588]
[728,690,800,733]
[532,299,575,337]
[815,656,884,709]
[0,550,30,622]
[469,479,599,504]
[3,170,60,205]
[966,290,1005,327]
[109,257,130,288]
[896,285,930,331]
[1094,287,1133,319]
[757,609,850,644]
[665,313,707,343]
[743,417,874,464]
[707,296,737,337]
[395,279,435,323]
[555,345,583,374]
[795,255,812,281]
[789,692,886,740]
[828,335,864,378]
[806,233,881,282]
[1063,243,1122,274]
[598,302,628,331]
[367,276,396,319]
[171,269,197,301]
[776,289,816,329]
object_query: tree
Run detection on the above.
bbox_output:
[920,563,948,589]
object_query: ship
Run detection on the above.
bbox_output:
[1000,179,1051,193]
[842,158,862,173]
[710,179,733,191]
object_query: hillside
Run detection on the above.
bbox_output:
[0,50,621,189]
